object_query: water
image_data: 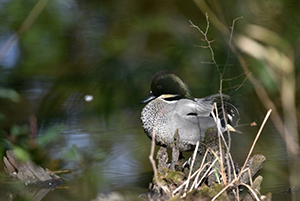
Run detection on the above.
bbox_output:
[0,92,298,200]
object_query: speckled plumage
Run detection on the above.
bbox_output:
[141,71,238,151]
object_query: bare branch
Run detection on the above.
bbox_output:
[189,14,220,75]
[223,16,243,77]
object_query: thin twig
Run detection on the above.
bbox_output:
[149,131,160,186]
[240,182,260,201]
[195,158,218,188]
[173,149,217,195]
[191,17,243,184]
[212,109,272,201]
[234,72,251,92]
[190,149,210,190]
[210,108,237,186]
[173,163,210,194]
[210,111,229,150]
[228,151,237,181]
[189,163,211,190]
[0,0,50,61]
[214,103,227,185]
[223,16,243,77]
[190,13,220,75]
[248,168,253,186]
[222,72,249,82]
[211,183,235,201]
[218,18,244,185]
[237,109,272,180]
[183,141,200,197]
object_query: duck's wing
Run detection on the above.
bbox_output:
[196,94,240,129]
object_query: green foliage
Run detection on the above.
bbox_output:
[0,88,20,102]
[36,125,64,147]
[11,145,31,162]
[0,121,65,167]
[196,183,226,200]
[10,124,28,138]
[61,144,83,161]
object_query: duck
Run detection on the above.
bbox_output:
[141,70,239,151]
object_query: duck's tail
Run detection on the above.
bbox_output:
[204,94,240,133]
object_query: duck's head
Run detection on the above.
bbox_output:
[142,70,193,103]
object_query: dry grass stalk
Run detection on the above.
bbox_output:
[148,14,269,201]
[211,109,272,201]
[214,102,227,185]
[149,131,159,185]
[190,15,240,187]
[149,130,171,196]
[173,162,209,194]
[0,0,51,61]
[195,157,218,188]
[237,109,272,181]
[183,141,200,196]
[240,182,260,201]
[190,163,210,190]
[148,80,267,201]
[173,147,220,195]
[189,149,210,189]
[190,14,268,200]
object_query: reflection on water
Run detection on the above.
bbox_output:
[0,35,20,69]
[40,114,153,200]
[0,89,298,201]
[0,86,298,201]
[24,114,298,201]
[0,76,297,201]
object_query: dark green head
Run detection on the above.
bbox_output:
[142,70,193,103]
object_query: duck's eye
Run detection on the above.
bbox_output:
[157,85,162,89]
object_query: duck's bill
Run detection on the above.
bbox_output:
[141,92,156,103]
